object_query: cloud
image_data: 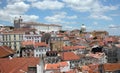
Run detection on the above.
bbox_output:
[110,13,120,16]
[45,12,66,23]
[26,0,37,2]
[63,0,119,20]
[63,0,118,12]
[11,15,39,22]
[32,0,64,10]
[0,1,39,22]
[7,0,25,4]
[93,22,98,25]
[44,12,78,24]
[67,15,77,19]
[89,14,112,20]
[5,1,30,14]
[63,0,95,12]
[0,24,4,26]
[109,24,120,29]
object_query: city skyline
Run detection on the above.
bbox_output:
[0,0,120,35]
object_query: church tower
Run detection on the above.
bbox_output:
[14,16,23,28]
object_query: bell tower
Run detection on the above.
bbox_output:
[14,16,23,28]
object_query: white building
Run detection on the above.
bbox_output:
[34,42,50,57]
[20,22,62,33]
[23,32,42,42]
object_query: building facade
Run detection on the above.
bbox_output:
[23,33,42,42]
[34,46,50,58]
[1,32,23,52]
[22,22,62,33]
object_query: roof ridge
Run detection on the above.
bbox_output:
[1,46,13,54]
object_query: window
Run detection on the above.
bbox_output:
[14,42,16,46]
[36,49,38,52]
[2,35,4,41]
[9,35,11,41]
[3,42,5,45]
[6,35,8,41]
[19,34,20,39]
[6,42,8,45]
[39,54,41,57]
[36,54,38,57]
[14,35,16,40]
[14,45,17,51]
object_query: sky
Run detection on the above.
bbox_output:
[0,0,120,35]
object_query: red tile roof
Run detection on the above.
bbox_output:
[0,46,15,58]
[45,62,68,70]
[104,37,117,43]
[103,63,120,71]
[0,57,40,73]
[34,42,48,47]
[82,64,99,73]
[21,41,34,46]
[21,41,48,47]
[2,28,36,34]
[63,46,86,51]
[66,69,77,73]
[61,52,80,61]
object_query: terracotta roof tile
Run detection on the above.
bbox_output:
[2,28,36,34]
[103,63,120,71]
[0,46,15,58]
[45,62,68,70]
[34,42,48,47]
[82,64,99,73]
[63,46,86,51]
[66,69,76,73]
[0,57,40,73]
[21,41,34,46]
[21,41,48,47]
[61,52,80,61]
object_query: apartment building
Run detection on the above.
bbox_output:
[1,31,24,52]
[0,28,36,53]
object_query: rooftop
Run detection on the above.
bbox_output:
[45,61,68,70]
[63,46,86,51]
[103,63,120,71]
[0,57,40,73]
[21,41,48,47]
[61,52,80,61]
[21,22,62,27]
[0,46,15,58]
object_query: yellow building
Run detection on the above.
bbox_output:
[1,28,36,53]
[1,31,24,52]
[51,41,64,51]
[92,31,109,38]
[50,36,64,51]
